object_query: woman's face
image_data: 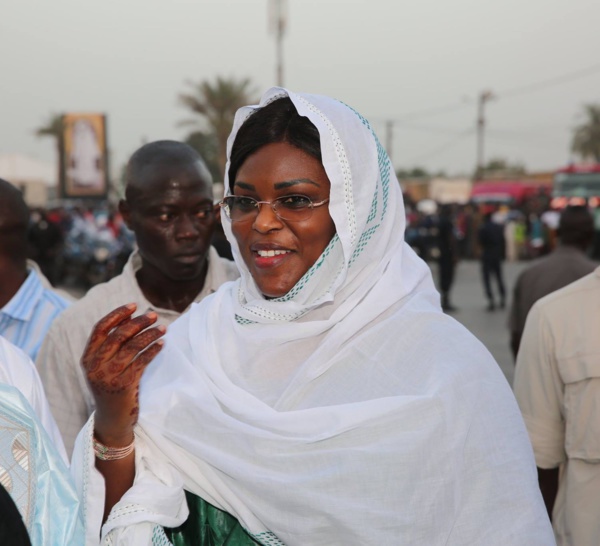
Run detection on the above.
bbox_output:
[231,141,336,298]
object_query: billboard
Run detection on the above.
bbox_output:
[60,113,108,198]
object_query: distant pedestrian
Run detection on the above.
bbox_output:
[27,209,63,286]
[508,205,596,359]
[504,211,521,262]
[437,204,458,312]
[478,211,506,311]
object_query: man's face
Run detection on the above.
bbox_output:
[0,187,29,260]
[122,161,216,282]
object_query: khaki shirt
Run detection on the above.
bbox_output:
[514,267,600,546]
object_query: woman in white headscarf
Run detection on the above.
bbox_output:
[73,89,554,545]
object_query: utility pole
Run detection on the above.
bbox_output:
[476,90,494,181]
[269,0,287,87]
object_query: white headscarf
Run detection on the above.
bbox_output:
[85,89,552,545]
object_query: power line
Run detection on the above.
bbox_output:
[373,62,600,129]
[371,100,472,126]
[387,122,474,136]
[486,132,565,149]
[408,128,474,164]
[497,62,600,100]
[376,62,600,169]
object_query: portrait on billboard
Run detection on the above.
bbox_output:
[60,113,108,198]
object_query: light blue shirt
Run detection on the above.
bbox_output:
[0,383,84,544]
[0,264,71,361]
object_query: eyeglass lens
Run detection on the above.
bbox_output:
[224,195,317,222]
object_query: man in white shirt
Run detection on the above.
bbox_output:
[0,335,66,460]
[0,335,83,543]
[37,141,239,456]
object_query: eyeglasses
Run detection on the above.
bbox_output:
[219,195,329,222]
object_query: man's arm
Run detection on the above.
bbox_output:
[537,467,559,520]
[510,331,522,362]
[508,276,523,361]
[514,304,566,520]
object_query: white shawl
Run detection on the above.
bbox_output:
[73,89,554,545]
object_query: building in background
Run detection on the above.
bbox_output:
[0,153,56,207]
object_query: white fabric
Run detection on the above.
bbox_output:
[74,88,554,545]
[0,383,84,544]
[0,335,67,462]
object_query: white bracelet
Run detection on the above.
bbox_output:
[93,435,135,461]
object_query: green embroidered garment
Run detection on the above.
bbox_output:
[165,491,259,546]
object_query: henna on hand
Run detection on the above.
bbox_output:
[82,304,166,436]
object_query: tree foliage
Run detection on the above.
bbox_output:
[35,113,64,140]
[396,167,430,179]
[179,76,256,181]
[35,113,64,184]
[572,104,600,162]
[482,157,526,175]
[184,131,220,182]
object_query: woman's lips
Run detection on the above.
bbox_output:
[252,249,292,268]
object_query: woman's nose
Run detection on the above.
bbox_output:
[252,202,283,232]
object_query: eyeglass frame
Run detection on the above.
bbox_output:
[219,194,330,222]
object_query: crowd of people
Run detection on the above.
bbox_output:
[0,88,598,545]
[26,205,135,289]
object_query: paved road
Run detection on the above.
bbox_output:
[428,259,528,386]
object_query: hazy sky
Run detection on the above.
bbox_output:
[2,0,600,180]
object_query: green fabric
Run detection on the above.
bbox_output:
[164,491,260,546]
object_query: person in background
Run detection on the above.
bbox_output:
[508,205,596,359]
[514,266,600,545]
[504,210,520,262]
[437,204,459,312]
[0,179,71,361]
[73,90,552,545]
[27,208,64,286]
[478,210,506,311]
[0,335,83,544]
[36,141,239,456]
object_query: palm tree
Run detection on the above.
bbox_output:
[184,130,220,182]
[179,76,256,181]
[35,114,64,184]
[572,104,600,162]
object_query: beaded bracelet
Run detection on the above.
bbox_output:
[93,435,135,461]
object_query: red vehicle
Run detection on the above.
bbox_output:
[470,180,548,207]
[552,164,600,209]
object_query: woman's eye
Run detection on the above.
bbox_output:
[280,195,311,209]
[235,197,257,211]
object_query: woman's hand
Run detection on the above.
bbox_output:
[82,303,165,446]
